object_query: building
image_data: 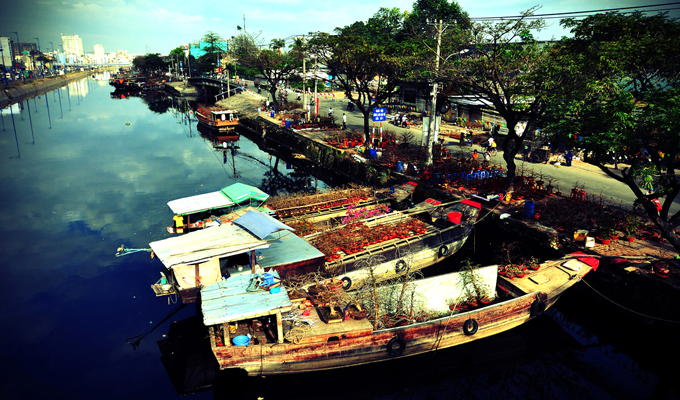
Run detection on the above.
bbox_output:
[0,37,11,71]
[61,34,84,62]
[93,44,106,64]
[188,41,228,59]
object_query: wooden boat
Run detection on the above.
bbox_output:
[196,107,239,133]
[150,198,478,303]
[166,182,271,234]
[299,198,482,290]
[166,185,387,234]
[151,210,326,303]
[201,252,597,375]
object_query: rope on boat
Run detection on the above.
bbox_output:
[115,245,153,257]
[581,278,680,324]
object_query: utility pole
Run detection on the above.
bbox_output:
[313,56,318,117]
[426,20,443,165]
[302,35,306,110]
[426,20,451,166]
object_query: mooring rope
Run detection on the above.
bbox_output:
[115,245,152,257]
[581,278,680,324]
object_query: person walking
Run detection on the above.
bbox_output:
[328,107,334,117]
[565,151,573,167]
[342,113,347,129]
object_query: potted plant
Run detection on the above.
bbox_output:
[595,214,616,244]
[621,214,640,242]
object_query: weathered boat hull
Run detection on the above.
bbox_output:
[210,291,537,375]
[280,200,482,288]
[207,255,594,375]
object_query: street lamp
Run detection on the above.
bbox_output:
[47,42,54,73]
[9,31,19,81]
[32,37,43,78]
[0,43,7,85]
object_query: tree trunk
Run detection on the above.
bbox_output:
[269,87,278,108]
[501,121,522,191]
[363,112,371,144]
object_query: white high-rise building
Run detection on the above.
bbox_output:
[93,44,106,64]
[61,34,84,62]
[0,37,11,71]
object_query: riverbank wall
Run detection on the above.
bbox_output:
[0,71,94,108]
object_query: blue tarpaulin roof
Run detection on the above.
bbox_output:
[233,210,294,240]
[256,230,324,269]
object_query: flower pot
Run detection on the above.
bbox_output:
[625,236,635,242]
[596,236,611,245]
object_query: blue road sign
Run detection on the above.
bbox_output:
[372,108,386,122]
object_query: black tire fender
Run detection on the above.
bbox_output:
[463,319,479,336]
[531,300,546,317]
[341,276,352,290]
[438,245,449,257]
[387,336,406,356]
[395,260,408,273]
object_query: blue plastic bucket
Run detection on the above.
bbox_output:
[396,161,404,172]
[369,149,377,160]
[233,335,250,346]
[524,200,535,218]
[285,120,291,128]
[270,111,275,118]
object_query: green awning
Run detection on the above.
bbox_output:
[220,183,269,203]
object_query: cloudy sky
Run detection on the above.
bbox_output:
[2,0,677,55]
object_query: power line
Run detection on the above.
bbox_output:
[472,2,680,20]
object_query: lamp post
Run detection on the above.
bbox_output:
[0,42,7,85]
[47,42,54,73]
[32,37,42,78]
[9,31,19,81]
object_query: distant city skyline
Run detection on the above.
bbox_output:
[2,0,677,56]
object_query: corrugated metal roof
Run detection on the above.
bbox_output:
[233,210,294,240]
[220,183,269,204]
[256,230,324,269]
[167,191,235,215]
[149,222,269,268]
[201,270,291,326]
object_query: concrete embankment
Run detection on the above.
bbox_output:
[0,71,94,108]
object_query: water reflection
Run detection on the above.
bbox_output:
[0,77,666,399]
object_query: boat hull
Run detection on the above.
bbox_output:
[196,113,239,133]
[211,292,537,375]
[207,254,594,375]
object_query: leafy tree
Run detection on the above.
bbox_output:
[229,28,262,58]
[269,38,286,51]
[437,7,549,183]
[239,47,302,107]
[406,0,472,34]
[132,53,166,71]
[168,46,191,76]
[309,11,418,142]
[539,11,680,252]
[192,32,228,74]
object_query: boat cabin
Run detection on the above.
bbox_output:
[151,210,324,303]
[166,182,271,233]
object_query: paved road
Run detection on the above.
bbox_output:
[265,87,678,213]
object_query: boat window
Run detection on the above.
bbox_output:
[327,336,340,343]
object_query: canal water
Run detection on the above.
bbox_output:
[0,76,671,399]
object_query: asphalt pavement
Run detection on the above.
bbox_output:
[263,87,678,214]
